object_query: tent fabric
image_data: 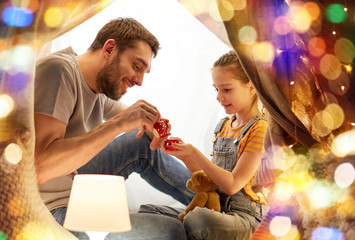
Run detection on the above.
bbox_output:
[0,1,115,239]
[215,0,355,238]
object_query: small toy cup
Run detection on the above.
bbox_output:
[153,119,171,138]
[165,139,179,150]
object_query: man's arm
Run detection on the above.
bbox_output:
[35,100,159,184]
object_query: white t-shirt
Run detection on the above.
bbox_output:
[35,47,122,210]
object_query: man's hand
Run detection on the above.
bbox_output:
[112,99,160,134]
[140,118,171,150]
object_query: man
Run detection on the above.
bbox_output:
[35,17,192,239]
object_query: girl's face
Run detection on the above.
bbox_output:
[212,66,254,115]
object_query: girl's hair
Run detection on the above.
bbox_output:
[89,17,160,58]
[213,50,249,84]
[214,50,264,113]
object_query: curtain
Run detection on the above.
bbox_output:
[0,1,115,239]
[215,0,355,239]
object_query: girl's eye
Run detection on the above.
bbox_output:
[223,89,231,92]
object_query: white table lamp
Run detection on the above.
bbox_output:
[64,174,131,240]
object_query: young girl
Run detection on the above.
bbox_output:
[162,51,268,240]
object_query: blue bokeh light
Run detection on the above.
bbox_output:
[311,227,344,240]
[2,6,33,27]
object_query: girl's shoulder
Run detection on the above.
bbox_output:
[247,117,268,135]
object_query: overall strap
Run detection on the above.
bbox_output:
[239,115,266,138]
[213,117,229,135]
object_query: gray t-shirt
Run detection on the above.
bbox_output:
[35,47,122,210]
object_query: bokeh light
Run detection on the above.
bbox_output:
[208,1,223,22]
[278,225,300,240]
[323,103,344,130]
[251,41,275,63]
[4,143,23,165]
[1,6,33,27]
[8,196,26,217]
[311,227,344,240]
[304,2,320,21]
[0,232,8,240]
[0,94,15,118]
[44,7,64,28]
[334,38,355,64]
[331,129,355,157]
[287,3,312,33]
[274,181,294,201]
[287,172,312,192]
[311,110,332,137]
[238,26,257,45]
[319,54,342,80]
[270,216,292,237]
[326,4,347,23]
[217,0,235,21]
[15,221,56,240]
[307,181,337,208]
[180,0,210,16]
[274,16,292,35]
[233,0,247,10]
[328,71,350,96]
[20,0,39,12]
[334,163,355,188]
[4,45,35,74]
[308,37,326,57]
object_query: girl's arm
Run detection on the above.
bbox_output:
[164,142,261,195]
[163,122,266,195]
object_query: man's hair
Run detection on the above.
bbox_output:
[89,17,160,57]
[213,50,249,84]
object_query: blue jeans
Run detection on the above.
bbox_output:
[52,207,187,240]
[53,130,193,239]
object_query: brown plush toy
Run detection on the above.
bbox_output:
[179,170,221,222]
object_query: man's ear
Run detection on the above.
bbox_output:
[102,39,116,59]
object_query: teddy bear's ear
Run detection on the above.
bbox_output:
[191,170,205,187]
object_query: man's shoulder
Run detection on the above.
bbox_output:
[37,47,77,72]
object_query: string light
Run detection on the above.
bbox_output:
[290,81,295,85]
[289,143,295,148]
[332,31,336,35]
[344,64,352,72]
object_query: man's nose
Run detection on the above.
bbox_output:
[133,75,143,86]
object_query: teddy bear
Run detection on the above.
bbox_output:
[179,170,221,222]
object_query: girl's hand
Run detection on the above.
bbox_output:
[161,137,196,160]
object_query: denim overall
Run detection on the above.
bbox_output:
[213,115,268,222]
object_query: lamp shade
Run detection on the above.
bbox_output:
[63,174,131,233]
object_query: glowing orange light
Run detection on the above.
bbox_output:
[308,37,325,57]
[344,64,352,72]
[290,81,295,85]
[332,31,336,35]
[304,2,320,21]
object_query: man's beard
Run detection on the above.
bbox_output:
[96,54,124,101]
